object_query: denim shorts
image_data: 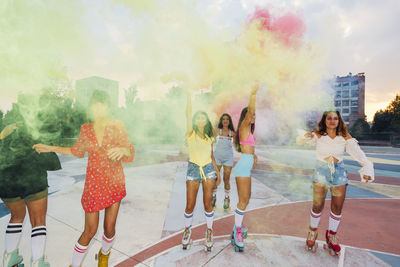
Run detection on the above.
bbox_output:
[233,153,254,177]
[313,160,348,187]
[186,162,217,181]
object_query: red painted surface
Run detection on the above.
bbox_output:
[116,199,400,266]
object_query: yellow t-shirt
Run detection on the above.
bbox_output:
[188,131,212,167]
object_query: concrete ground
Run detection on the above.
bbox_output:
[1,145,399,266]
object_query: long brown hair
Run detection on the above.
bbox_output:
[218,113,235,132]
[234,107,255,152]
[316,110,348,137]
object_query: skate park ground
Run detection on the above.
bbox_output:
[1,145,399,266]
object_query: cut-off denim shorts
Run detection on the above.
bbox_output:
[186,161,217,182]
[313,160,348,187]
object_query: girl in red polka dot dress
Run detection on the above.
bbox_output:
[34,90,134,267]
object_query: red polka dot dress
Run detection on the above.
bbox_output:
[71,123,134,213]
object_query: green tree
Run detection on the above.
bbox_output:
[349,118,370,138]
[372,94,400,134]
[125,85,138,108]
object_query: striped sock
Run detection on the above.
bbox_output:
[310,210,322,229]
[235,208,245,227]
[204,211,214,229]
[329,211,342,232]
[5,223,23,253]
[31,226,47,261]
[72,242,88,267]
[101,234,115,255]
[184,212,193,228]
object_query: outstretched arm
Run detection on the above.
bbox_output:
[33,144,73,155]
[345,135,374,183]
[186,91,193,136]
[242,84,258,127]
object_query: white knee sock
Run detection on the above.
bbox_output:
[101,234,115,255]
[5,223,23,253]
[235,208,245,227]
[184,212,193,228]
[31,226,46,261]
[310,210,322,229]
[204,211,214,229]
[71,242,88,267]
[329,211,342,232]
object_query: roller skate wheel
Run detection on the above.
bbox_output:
[234,246,239,252]
[329,249,336,256]
[323,244,329,250]
[205,246,213,252]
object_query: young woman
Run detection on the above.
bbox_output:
[212,113,235,212]
[182,92,221,252]
[1,101,61,267]
[33,90,134,267]
[231,85,258,252]
[297,111,374,256]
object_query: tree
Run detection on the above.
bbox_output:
[371,94,400,134]
[0,110,3,131]
[125,85,138,108]
[349,118,370,138]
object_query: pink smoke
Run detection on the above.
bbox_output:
[249,7,306,45]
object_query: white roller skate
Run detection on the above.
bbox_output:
[181,227,192,250]
[305,227,318,252]
[30,256,49,267]
[2,249,24,267]
[204,229,213,252]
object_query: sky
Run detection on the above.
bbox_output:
[0,0,399,121]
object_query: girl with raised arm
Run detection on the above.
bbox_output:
[181,92,221,252]
[34,90,134,267]
[297,111,374,256]
[231,85,258,252]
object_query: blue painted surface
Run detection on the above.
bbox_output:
[371,251,400,266]
[252,169,390,202]
[344,159,400,172]
[366,154,400,161]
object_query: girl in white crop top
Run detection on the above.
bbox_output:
[296,111,374,256]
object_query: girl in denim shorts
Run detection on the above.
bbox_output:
[181,92,221,252]
[297,111,374,256]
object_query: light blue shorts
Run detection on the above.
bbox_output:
[234,153,254,177]
[313,160,348,187]
[186,162,217,182]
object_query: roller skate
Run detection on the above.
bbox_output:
[231,225,245,252]
[181,227,192,250]
[212,195,217,211]
[30,256,49,267]
[305,227,318,252]
[323,230,341,256]
[2,249,24,267]
[223,196,231,213]
[204,228,213,252]
[95,248,110,267]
